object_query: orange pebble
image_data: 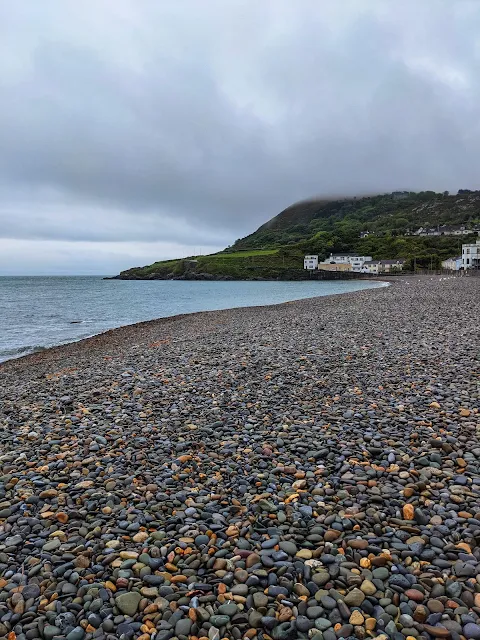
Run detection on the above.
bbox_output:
[56,512,69,523]
[170,575,188,583]
[402,504,414,520]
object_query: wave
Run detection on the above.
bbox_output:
[0,331,99,363]
[0,344,49,361]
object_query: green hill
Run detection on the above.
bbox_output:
[114,190,480,279]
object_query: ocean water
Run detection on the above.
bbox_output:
[0,277,387,362]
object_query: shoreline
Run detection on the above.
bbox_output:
[0,276,478,640]
[0,278,390,370]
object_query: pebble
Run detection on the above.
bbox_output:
[344,588,366,607]
[361,579,377,595]
[0,277,478,640]
[115,592,142,616]
[464,623,480,639]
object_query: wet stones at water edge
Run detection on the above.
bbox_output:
[0,277,479,640]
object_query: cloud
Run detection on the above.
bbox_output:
[0,239,222,276]
[0,0,479,273]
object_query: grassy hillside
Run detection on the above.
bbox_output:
[232,190,480,250]
[115,190,480,279]
[117,249,306,280]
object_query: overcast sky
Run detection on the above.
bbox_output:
[1,1,479,274]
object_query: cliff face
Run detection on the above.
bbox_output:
[113,191,480,279]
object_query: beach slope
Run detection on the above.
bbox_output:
[0,277,479,640]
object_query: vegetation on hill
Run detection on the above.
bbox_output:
[115,249,305,280]
[115,190,480,279]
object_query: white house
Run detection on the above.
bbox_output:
[320,252,373,272]
[304,255,319,270]
[462,239,480,270]
[442,256,462,271]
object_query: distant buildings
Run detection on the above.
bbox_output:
[304,242,480,273]
[362,259,406,274]
[361,261,382,275]
[303,255,319,270]
[441,256,462,271]
[318,263,352,272]
[411,224,476,237]
[461,239,480,270]
[305,254,406,274]
[319,252,373,272]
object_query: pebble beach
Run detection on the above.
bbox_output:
[0,276,479,640]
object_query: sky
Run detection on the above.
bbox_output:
[1,1,479,275]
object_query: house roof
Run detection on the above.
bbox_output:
[380,259,406,265]
[330,253,359,257]
[439,224,468,231]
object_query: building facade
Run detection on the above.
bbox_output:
[380,259,406,272]
[362,261,381,274]
[442,256,462,271]
[320,253,373,272]
[318,263,352,272]
[362,259,405,274]
[461,239,480,269]
[414,224,476,237]
[303,255,319,270]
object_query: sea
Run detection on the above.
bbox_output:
[0,276,388,362]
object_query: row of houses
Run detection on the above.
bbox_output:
[359,225,480,239]
[443,239,480,270]
[304,253,405,274]
[410,224,478,237]
[305,239,480,274]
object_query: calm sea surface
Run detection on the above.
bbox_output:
[0,277,387,362]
